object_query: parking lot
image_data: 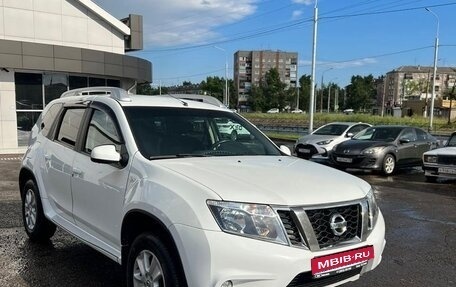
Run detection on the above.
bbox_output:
[0,156,454,287]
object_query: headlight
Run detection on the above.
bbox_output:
[366,188,379,230]
[423,155,437,163]
[316,139,333,145]
[362,147,384,155]
[207,200,288,245]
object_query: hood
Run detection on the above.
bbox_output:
[335,140,392,155]
[156,156,371,206]
[297,134,340,145]
[424,146,456,156]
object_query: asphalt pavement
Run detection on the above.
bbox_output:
[0,156,454,287]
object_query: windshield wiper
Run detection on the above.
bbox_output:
[149,154,210,160]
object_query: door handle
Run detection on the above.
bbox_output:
[72,168,82,176]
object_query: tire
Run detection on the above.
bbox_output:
[382,154,396,176]
[21,179,56,242]
[127,233,187,287]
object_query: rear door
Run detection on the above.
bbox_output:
[41,107,86,223]
[415,128,434,157]
[71,105,129,251]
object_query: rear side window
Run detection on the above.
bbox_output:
[57,109,85,147]
[41,103,62,138]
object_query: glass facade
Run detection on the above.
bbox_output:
[15,72,123,146]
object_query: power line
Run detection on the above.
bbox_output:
[154,68,226,81]
[320,2,456,20]
[141,2,456,53]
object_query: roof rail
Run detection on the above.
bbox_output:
[60,87,131,102]
[172,94,226,108]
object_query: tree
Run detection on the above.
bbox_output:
[262,68,287,110]
[298,75,311,111]
[344,75,376,112]
[200,76,225,103]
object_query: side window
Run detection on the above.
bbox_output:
[41,103,62,138]
[348,124,368,135]
[415,128,428,141]
[84,109,122,153]
[400,128,416,142]
[57,109,85,147]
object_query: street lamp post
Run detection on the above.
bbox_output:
[320,68,333,113]
[214,46,229,107]
[308,0,318,133]
[425,7,439,132]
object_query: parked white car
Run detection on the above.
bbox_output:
[20,87,385,287]
[294,122,371,162]
[267,108,280,113]
[422,131,456,182]
[215,118,250,140]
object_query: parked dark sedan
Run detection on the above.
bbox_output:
[331,126,438,175]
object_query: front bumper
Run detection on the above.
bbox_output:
[423,163,456,179]
[170,212,386,287]
[331,154,383,170]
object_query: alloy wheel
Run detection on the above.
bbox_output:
[133,250,165,287]
[24,189,37,231]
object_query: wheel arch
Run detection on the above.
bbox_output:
[120,209,187,284]
[19,167,37,198]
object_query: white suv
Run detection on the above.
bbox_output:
[19,87,385,287]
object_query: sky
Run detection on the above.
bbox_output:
[92,0,456,88]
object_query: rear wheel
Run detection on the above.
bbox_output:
[382,154,396,176]
[21,179,56,242]
[127,233,186,287]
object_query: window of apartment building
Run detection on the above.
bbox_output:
[255,71,259,75]
[255,58,259,62]
[279,59,283,63]
[435,86,440,92]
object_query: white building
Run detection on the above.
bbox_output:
[0,0,152,153]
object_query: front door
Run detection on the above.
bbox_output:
[396,128,418,166]
[71,108,129,252]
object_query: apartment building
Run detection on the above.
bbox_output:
[234,50,298,109]
[384,66,456,106]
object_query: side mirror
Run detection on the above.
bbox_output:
[91,145,121,164]
[279,145,292,156]
[399,138,411,144]
[346,132,354,138]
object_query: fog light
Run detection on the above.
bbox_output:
[221,281,233,287]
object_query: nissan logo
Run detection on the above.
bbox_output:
[330,213,347,236]
[343,149,350,154]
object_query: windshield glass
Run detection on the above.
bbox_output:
[313,124,349,136]
[447,134,456,147]
[353,127,403,142]
[123,107,281,159]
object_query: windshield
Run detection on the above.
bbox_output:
[313,124,349,136]
[353,127,403,142]
[123,107,281,159]
[447,134,456,147]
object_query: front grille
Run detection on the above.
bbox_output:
[438,155,456,165]
[278,210,303,246]
[307,205,361,248]
[277,203,363,250]
[287,268,361,287]
[296,144,318,159]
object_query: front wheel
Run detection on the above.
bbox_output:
[382,154,396,176]
[21,179,56,242]
[127,233,186,287]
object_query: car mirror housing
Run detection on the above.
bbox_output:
[346,132,354,138]
[399,138,411,144]
[91,145,121,164]
[279,145,291,156]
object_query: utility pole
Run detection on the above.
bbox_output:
[426,7,439,131]
[320,67,333,113]
[327,83,331,113]
[308,0,318,133]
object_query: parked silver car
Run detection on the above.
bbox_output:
[294,122,371,162]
